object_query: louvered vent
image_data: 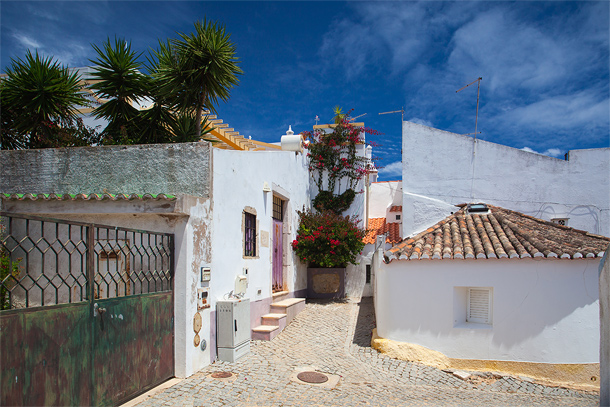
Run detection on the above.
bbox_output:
[467,288,491,324]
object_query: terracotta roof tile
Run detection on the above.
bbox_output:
[389,205,402,212]
[363,218,402,245]
[1,193,176,201]
[385,204,610,262]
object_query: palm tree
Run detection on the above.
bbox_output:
[89,37,150,144]
[1,50,91,149]
[151,19,242,138]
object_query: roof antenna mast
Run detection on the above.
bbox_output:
[456,77,482,139]
[379,107,404,122]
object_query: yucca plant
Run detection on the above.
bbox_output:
[151,19,242,139]
[1,50,91,148]
[89,37,150,144]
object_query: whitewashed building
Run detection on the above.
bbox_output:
[374,203,610,386]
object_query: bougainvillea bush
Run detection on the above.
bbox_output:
[291,209,366,268]
[302,108,381,214]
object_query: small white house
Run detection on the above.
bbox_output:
[375,203,610,387]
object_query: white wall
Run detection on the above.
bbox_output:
[402,121,610,237]
[376,258,600,364]
[369,181,402,219]
[210,149,311,317]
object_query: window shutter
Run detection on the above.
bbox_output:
[467,288,491,324]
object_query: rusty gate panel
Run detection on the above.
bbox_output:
[0,303,91,406]
[92,292,174,406]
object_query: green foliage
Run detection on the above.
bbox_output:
[0,50,98,149]
[291,209,366,268]
[0,221,21,310]
[151,19,242,138]
[312,189,355,214]
[89,37,151,144]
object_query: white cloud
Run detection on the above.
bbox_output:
[12,33,42,50]
[500,90,609,131]
[377,161,402,178]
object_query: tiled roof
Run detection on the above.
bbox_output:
[385,204,610,262]
[389,205,402,213]
[1,193,176,201]
[363,218,402,245]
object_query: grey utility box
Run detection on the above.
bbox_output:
[216,298,251,362]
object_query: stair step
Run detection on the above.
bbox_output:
[252,324,280,341]
[271,298,305,308]
[252,325,279,332]
[270,298,305,325]
[262,313,287,330]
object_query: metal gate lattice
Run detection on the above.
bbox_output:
[0,212,174,310]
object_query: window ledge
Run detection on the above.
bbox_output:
[454,322,493,330]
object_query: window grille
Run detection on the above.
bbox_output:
[244,212,256,257]
[365,264,371,284]
[273,196,284,221]
[467,288,492,324]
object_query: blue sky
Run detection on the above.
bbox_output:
[2,1,609,181]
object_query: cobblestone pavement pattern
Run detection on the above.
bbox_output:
[134,298,599,407]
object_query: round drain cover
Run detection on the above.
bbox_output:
[297,371,329,384]
[211,371,233,379]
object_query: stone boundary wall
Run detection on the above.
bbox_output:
[0,142,211,197]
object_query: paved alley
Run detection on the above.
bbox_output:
[132,298,599,407]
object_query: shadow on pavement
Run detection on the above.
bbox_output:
[352,297,376,347]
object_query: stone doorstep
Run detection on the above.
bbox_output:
[252,324,280,341]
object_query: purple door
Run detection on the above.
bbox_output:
[272,220,283,292]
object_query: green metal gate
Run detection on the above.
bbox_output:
[0,212,174,406]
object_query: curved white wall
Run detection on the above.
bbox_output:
[376,258,600,364]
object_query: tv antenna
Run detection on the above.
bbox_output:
[456,77,482,138]
[349,113,367,121]
[379,107,404,121]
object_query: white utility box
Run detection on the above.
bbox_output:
[216,298,251,362]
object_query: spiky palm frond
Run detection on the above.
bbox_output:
[1,50,91,148]
[89,37,150,142]
[151,19,242,138]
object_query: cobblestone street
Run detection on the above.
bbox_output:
[132,298,599,407]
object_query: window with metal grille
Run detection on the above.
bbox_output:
[467,288,492,324]
[365,264,371,284]
[273,196,284,221]
[244,212,256,257]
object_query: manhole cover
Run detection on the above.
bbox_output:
[297,371,329,384]
[211,371,233,379]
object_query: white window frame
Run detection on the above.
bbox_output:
[467,287,492,324]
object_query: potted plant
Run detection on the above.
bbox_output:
[292,209,366,298]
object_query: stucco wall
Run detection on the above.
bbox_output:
[375,258,600,364]
[402,121,610,237]
[0,142,211,197]
[210,149,311,329]
[369,181,402,218]
[600,246,610,405]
